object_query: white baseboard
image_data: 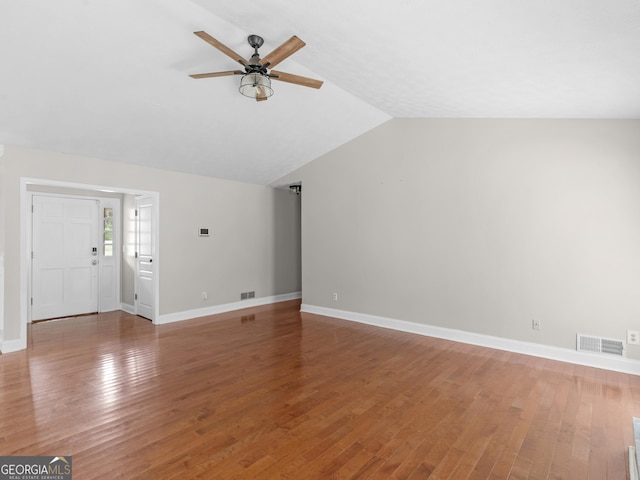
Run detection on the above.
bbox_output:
[0,295,301,353]
[631,446,639,480]
[156,292,302,325]
[634,418,640,478]
[120,303,136,315]
[0,337,27,354]
[301,304,640,376]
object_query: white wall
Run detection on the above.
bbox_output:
[277,119,640,361]
[0,146,301,346]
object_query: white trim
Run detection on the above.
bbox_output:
[630,446,639,480]
[635,418,640,471]
[301,304,640,376]
[157,292,302,325]
[20,180,29,349]
[21,177,158,197]
[1,337,27,354]
[120,303,136,315]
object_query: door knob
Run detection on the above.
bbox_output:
[91,259,98,265]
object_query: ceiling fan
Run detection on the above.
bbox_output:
[189,31,324,101]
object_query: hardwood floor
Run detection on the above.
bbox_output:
[1,300,638,479]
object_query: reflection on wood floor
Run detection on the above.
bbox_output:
[1,299,638,479]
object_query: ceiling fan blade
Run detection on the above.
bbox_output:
[260,36,305,69]
[189,70,244,79]
[194,31,249,67]
[270,70,323,89]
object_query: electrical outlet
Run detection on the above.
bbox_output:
[201,291,207,301]
[532,319,541,330]
[332,292,338,301]
[627,330,640,345]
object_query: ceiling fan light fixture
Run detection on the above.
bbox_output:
[239,72,273,99]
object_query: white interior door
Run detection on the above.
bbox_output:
[135,196,154,320]
[32,195,99,320]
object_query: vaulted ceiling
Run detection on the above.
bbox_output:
[1,1,639,184]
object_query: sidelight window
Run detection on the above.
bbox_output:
[103,207,114,256]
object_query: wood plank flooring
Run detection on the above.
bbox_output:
[1,300,639,479]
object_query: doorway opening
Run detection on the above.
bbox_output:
[19,178,160,350]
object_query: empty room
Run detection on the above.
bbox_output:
[1,1,640,479]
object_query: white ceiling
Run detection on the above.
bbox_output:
[1,0,640,185]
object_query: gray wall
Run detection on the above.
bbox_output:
[1,146,301,342]
[276,119,640,360]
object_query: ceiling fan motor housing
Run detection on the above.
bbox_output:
[247,34,264,49]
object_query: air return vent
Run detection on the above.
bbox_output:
[577,334,625,357]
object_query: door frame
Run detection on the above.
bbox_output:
[19,178,160,349]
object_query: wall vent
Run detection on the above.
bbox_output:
[240,291,255,300]
[577,333,625,357]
